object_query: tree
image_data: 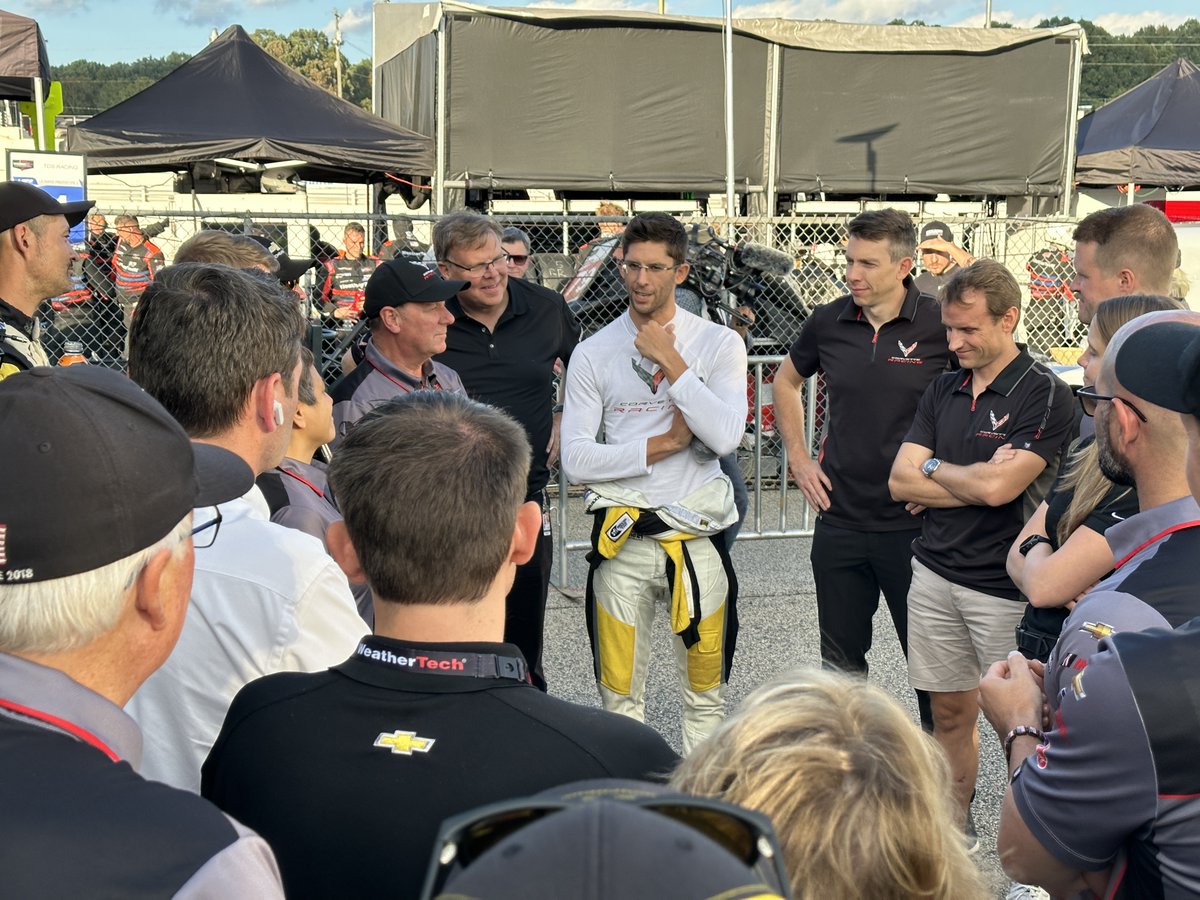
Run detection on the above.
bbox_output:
[250,28,369,108]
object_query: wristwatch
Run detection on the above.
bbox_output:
[1018,534,1053,556]
[921,457,942,478]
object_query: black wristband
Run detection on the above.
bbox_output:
[1018,534,1053,557]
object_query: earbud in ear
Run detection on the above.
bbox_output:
[273,401,285,426]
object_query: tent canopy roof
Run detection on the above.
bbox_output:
[0,9,49,101]
[1076,58,1200,186]
[65,25,431,182]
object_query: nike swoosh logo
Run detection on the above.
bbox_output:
[1111,513,1125,521]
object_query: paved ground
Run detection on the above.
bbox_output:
[544,496,1011,897]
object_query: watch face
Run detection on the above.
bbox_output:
[922,458,940,476]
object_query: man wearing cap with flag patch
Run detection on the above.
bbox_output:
[0,181,94,379]
[915,220,975,299]
[330,258,467,439]
[0,365,284,897]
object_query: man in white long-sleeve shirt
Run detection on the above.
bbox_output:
[562,212,748,753]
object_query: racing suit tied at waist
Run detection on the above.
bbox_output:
[584,477,735,649]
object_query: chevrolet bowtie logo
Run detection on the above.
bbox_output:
[374,729,436,756]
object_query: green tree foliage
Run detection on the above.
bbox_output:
[51,29,371,117]
[1037,17,1200,107]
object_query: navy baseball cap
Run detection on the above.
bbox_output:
[1115,319,1200,416]
[0,181,94,233]
[0,366,251,583]
[363,258,467,318]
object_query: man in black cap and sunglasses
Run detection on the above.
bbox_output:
[0,366,285,896]
[980,310,1200,899]
[202,392,677,898]
[0,181,94,379]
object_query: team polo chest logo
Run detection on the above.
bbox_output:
[886,340,923,365]
[631,358,666,393]
[976,408,1011,440]
[374,729,436,756]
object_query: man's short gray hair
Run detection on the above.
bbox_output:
[0,515,191,654]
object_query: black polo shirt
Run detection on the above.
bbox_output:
[905,349,1073,599]
[201,636,678,899]
[437,277,581,498]
[789,278,952,531]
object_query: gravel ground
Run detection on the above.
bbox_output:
[544,491,1011,898]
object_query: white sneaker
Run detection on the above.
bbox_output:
[1005,883,1050,900]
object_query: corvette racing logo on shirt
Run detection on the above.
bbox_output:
[976,409,1011,440]
[631,359,667,394]
[374,729,436,756]
[886,340,923,365]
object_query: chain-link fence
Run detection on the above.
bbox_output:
[39,209,1089,374]
[39,207,1092,570]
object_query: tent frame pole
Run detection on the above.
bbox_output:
[434,11,448,215]
[1060,30,1083,215]
[32,76,45,151]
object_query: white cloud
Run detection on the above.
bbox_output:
[528,0,656,9]
[20,0,89,12]
[945,9,1044,28]
[324,5,372,37]
[731,0,942,23]
[1093,11,1190,33]
[165,0,287,28]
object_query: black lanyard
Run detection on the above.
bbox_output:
[354,638,528,683]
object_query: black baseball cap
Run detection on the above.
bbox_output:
[0,366,252,584]
[246,234,317,283]
[1115,319,1200,416]
[920,220,953,244]
[0,181,94,233]
[363,258,467,318]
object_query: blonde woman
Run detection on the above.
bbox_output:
[670,668,987,900]
[1007,294,1181,661]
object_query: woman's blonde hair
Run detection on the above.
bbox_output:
[1057,294,1181,544]
[670,668,987,900]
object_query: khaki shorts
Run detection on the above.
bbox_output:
[907,558,1023,693]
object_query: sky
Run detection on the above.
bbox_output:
[9,0,1198,66]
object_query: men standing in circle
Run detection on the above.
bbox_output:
[201,392,677,898]
[320,222,380,320]
[889,259,1074,839]
[0,182,93,380]
[112,214,164,332]
[561,211,748,753]
[435,211,580,692]
[330,258,466,440]
[1070,204,1178,328]
[914,220,975,299]
[774,209,951,730]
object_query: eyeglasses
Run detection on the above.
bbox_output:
[442,254,509,275]
[619,260,682,276]
[1074,385,1148,422]
[505,254,530,265]
[419,793,790,899]
[191,507,223,549]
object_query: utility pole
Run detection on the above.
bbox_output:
[333,8,344,98]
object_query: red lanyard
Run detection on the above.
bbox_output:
[1114,520,1200,570]
[368,359,440,393]
[0,697,120,762]
[279,466,325,499]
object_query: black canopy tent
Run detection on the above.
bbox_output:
[64,25,432,183]
[0,9,49,101]
[1076,58,1200,188]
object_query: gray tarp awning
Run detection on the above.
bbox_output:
[65,25,432,182]
[1075,58,1200,187]
[374,2,1084,197]
[0,9,49,101]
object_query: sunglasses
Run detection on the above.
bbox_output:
[419,793,791,898]
[1074,385,1148,422]
[506,254,530,265]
